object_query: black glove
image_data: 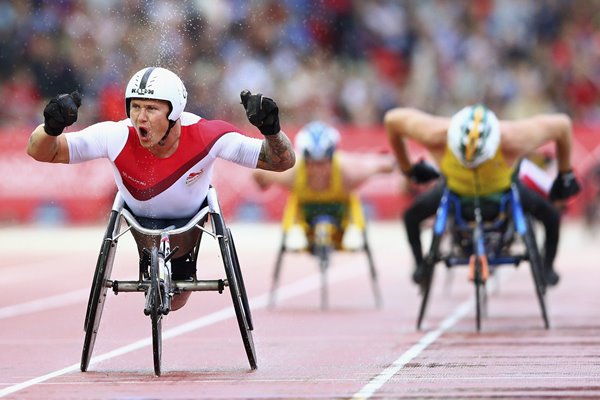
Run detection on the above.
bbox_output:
[43,91,82,136]
[549,170,581,201]
[240,90,280,136]
[409,160,440,184]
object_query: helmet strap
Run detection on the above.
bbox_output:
[158,120,176,147]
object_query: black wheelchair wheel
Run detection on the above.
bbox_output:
[416,233,442,330]
[523,217,550,329]
[149,247,163,376]
[227,228,253,331]
[363,230,382,308]
[81,210,119,372]
[214,215,257,369]
[268,237,286,308]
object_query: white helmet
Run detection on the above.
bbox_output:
[447,104,500,168]
[295,121,340,161]
[125,67,187,122]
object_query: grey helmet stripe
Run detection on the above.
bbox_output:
[139,67,155,90]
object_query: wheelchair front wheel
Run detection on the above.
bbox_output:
[315,244,330,310]
[149,247,163,376]
[473,258,488,332]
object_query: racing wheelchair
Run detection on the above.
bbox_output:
[80,186,255,376]
[416,183,549,331]
[268,192,382,309]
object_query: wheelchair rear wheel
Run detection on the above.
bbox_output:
[417,233,442,330]
[81,210,119,372]
[268,238,286,308]
[363,230,382,308]
[227,228,253,331]
[214,215,257,369]
[523,217,550,329]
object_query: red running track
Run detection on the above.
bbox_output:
[1,221,599,399]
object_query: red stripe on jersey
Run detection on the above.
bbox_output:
[115,119,240,201]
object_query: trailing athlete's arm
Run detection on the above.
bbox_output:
[384,107,449,174]
[252,164,296,190]
[500,114,574,173]
[340,152,397,191]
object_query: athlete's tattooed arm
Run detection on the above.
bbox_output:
[256,131,296,171]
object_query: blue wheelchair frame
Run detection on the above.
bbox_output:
[417,183,549,331]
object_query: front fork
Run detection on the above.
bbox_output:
[158,231,173,314]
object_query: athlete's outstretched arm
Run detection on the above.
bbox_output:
[26,92,81,163]
[240,90,295,172]
[256,132,295,171]
[27,124,70,163]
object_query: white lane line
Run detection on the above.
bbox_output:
[350,266,520,399]
[350,300,473,400]
[0,289,89,320]
[0,264,364,398]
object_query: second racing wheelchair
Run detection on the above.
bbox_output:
[268,192,382,309]
[80,186,255,376]
[416,182,549,331]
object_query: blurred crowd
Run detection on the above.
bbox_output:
[1,0,600,130]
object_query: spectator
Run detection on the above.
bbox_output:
[2,0,600,128]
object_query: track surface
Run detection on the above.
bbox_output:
[1,221,599,399]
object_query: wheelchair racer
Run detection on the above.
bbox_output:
[27,66,295,310]
[252,121,396,252]
[384,104,581,287]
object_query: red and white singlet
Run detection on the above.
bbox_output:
[65,112,262,219]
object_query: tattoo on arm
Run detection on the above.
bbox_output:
[258,132,295,171]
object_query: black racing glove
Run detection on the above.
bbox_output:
[549,170,581,201]
[240,90,280,136]
[408,160,440,184]
[43,91,82,136]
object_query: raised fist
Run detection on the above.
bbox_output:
[43,91,82,136]
[240,90,280,136]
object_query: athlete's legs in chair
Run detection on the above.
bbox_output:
[130,214,204,311]
[403,182,445,284]
[517,182,561,286]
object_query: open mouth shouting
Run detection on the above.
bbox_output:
[138,126,151,142]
